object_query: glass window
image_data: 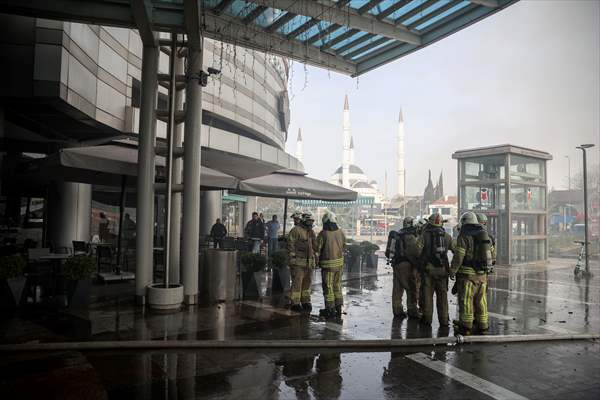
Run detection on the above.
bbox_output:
[510,185,545,211]
[510,155,545,183]
[511,214,546,236]
[222,200,242,238]
[442,208,451,215]
[460,184,505,210]
[511,239,546,264]
[461,155,506,182]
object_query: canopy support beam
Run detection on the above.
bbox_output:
[246,0,421,44]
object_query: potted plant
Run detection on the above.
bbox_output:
[63,255,95,308]
[270,250,290,293]
[346,244,363,273]
[241,252,268,299]
[0,254,26,310]
[361,241,380,269]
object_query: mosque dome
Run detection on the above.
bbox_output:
[334,164,365,175]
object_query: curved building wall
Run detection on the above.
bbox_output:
[0,16,300,170]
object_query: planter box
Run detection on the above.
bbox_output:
[346,256,361,273]
[272,267,290,293]
[364,254,379,269]
[67,278,92,309]
[147,283,183,310]
[0,277,26,310]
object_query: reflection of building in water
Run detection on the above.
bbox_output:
[453,145,552,265]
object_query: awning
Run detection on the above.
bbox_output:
[0,1,519,77]
[17,145,238,190]
[237,169,357,201]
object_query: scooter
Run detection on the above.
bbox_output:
[573,240,590,277]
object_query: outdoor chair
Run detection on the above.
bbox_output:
[72,240,89,255]
[96,245,114,275]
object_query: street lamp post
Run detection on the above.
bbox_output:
[576,144,595,276]
[564,155,571,230]
[565,155,571,191]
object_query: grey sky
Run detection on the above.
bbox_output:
[285,0,600,197]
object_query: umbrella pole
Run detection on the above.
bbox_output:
[116,175,127,274]
[282,198,288,235]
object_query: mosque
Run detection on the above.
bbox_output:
[324,95,384,204]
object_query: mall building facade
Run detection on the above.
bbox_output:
[0,15,300,254]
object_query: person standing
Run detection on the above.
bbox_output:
[245,212,265,253]
[99,212,111,243]
[419,213,453,327]
[451,212,494,335]
[315,211,345,318]
[287,212,317,313]
[265,215,280,255]
[210,218,227,249]
[391,216,422,319]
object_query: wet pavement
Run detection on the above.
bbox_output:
[2,257,598,343]
[1,257,599,399]
[1,340,598,399]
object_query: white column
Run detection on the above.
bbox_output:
[295,128,303,164]
[200,191,222,236]
[169,40,184,285]
[46,181,91,249]
[397,108,405,199]
[181,37,204,305]
[342,95,351,188]
[135,43,159,305]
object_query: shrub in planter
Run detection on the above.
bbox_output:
[360,241,380,269]
[270,250,288,270]
[270,250,289,293]
[241,252,267,273]
[63,255,95,308]
[0,254,26,309]
[0,254,26,280]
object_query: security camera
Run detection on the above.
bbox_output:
[207,67,221,75]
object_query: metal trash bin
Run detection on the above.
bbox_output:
[201,249,239,302]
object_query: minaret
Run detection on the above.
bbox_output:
[397,108,405,199]
[295,128,303,164]
[349,136,355,165]
[342,94,351,188]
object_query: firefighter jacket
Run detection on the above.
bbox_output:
[287,225,317,268]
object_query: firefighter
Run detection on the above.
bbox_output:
[316,211,346,319]
[291,211,302,226]
[287,212,317,313]
[450,211,494,335]
[391,216,422,319]
[419,213,453,327]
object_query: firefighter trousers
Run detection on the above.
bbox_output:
[321,267,343,309]
[420,272,449,326]
[290,267,312,305]
[456,274,488,331]
[392,261,419,316]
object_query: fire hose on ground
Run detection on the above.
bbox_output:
[0,334,598,352]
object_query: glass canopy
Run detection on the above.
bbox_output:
[0,0,518,76]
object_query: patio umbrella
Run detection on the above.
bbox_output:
[237,169,357,234]
[18,145,238,190]
[16,145,239,265]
